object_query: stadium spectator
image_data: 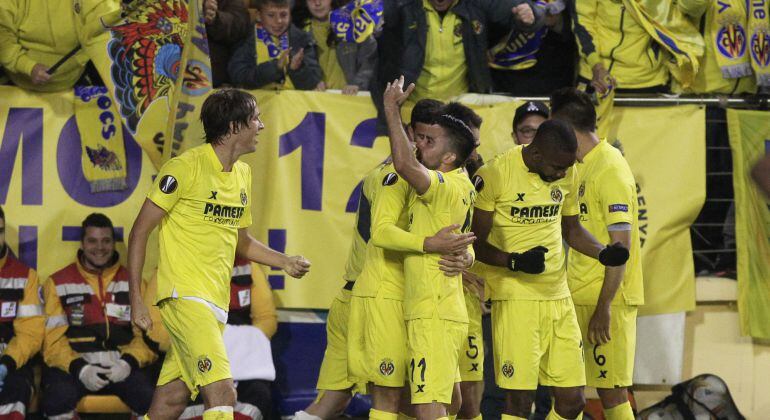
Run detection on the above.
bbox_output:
[229,0,323,90]
[204,0,252,87]
[0,206,44,419]
[511,100,549,145]
[372,0,544,132]
[144,258,277,419]
[0,0,90,91]
[292,0,378,95]
[490,0,577,95]
[572,0,670,94]
[41,213,155,418]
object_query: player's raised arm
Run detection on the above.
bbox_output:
[236,228,311,278]
[382,76,432,195]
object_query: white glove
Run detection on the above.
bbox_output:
[78,364,110,391]
[106,359,132,383]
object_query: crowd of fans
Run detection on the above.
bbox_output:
[1,0,765,101]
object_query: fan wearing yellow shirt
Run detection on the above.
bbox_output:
[382,76,477,420]
[347,99,474,420]
[470,119,630,420]
[550,88,643,420]
[127,89,311,420]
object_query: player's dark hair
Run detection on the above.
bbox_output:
[0,206,4,223]
[443,102,482,130]
[436,114,476,168]
[443,102,482,147]
[549,87,596,133]
[410,99,443,128]
[256,0,291,9]
[531,119,577,155]
[81,213,114,241]
[200,89,258,145]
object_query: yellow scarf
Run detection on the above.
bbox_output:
[623,0,705,88]
[748,0,770,86]
[254,24,294,89]
[711,0,752,79]
[74,86,127,192]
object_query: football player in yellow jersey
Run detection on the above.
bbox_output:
[127,89,311,420]
[550,88,643,420]
[382,77,477,420]
[348,99,474,420]
[470,119,630,420]
[443,102,486,420]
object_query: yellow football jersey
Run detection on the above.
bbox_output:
[342,165,382,283]
[148,143,252,310]
[403,168,475,323]
[567,141,644,306]
[474,145,579,301]
[353,162,423,300]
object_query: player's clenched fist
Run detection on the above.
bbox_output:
[284,255,311,278]
[512,4,535,26]
[507,245,548,274]
[598,242,629,266]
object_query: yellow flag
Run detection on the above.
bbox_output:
[163,0,212,161]
[75,0,203,169]
[727,109,770,339]
[606,106,705,315]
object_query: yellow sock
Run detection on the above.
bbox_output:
[604,401,634,420]
[203,406,233,420]
[436,418,449,420]
[457,415,482,420]
[397,413,416,420]
[449,416,457,420]
[370,408,399,420]
[502,414,528,420]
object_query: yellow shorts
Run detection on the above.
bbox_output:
[459,290,484,382]
[406,317,467,404]
[157,298,230,400]
[348,295,407,387]
[492,298,585,390]
[574,304,638,388]
[317,290,356,391]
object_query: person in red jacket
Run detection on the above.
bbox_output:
[41,213,156,419]
[0,206,45,419]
